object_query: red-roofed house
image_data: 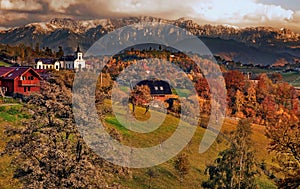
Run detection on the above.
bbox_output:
[0,67,42,97]
[0,67,15,78]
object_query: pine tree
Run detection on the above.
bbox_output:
[202,119,257,189]
[35,42,40,54]
[234,89,245,117]
[56,46,64,58]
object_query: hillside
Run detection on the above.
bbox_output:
[0,99,277,189]
[0,101,27,188]
[102,103,276,189]
[0,17,300,65]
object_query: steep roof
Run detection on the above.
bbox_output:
[59,55,76,61]
[34,69,50,79]
[136,80,172,95]
[85,61,93,65]
[35,58,58,65]
[2,67,42,80]
[0,67,15,77]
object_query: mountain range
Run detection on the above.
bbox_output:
[0,17,300,66]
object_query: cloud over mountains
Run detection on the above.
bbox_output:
[0,0,299,31]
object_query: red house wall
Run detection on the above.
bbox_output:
[14,71,41,95]
[1,80,14,94]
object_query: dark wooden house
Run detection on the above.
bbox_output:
[136,79,176,101]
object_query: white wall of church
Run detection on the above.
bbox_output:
[60,51,86,71]
[35,60,60,71]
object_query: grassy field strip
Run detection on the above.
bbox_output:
[102,103,276,188]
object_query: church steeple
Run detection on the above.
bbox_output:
[75,45,82,53]
[75,45,83,60]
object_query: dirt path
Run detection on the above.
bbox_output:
[0,103,19,107]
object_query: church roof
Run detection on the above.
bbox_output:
[35,58,58,65]
[59,55,76,61]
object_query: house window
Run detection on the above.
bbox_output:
[160,86,164,90]
[154,86,158,90]
[28,76,34,80]
[28,87,31,92]
[56,65,59,70]
[24,87,26,92]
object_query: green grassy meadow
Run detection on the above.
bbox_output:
[103,103,277,189]
[282,72,300,87]
[0,104,26,188]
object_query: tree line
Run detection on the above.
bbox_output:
[0,43,64,66]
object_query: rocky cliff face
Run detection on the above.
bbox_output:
[0,17,299,65]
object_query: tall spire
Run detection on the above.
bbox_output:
[76,44,82,53]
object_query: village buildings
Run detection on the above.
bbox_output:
[35,46,86,71]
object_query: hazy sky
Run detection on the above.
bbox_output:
[0,0,300,31]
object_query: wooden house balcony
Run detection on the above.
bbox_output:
[18,80,40,87]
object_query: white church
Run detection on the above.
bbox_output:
[59,46,86,71]
[35,46,86,71]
